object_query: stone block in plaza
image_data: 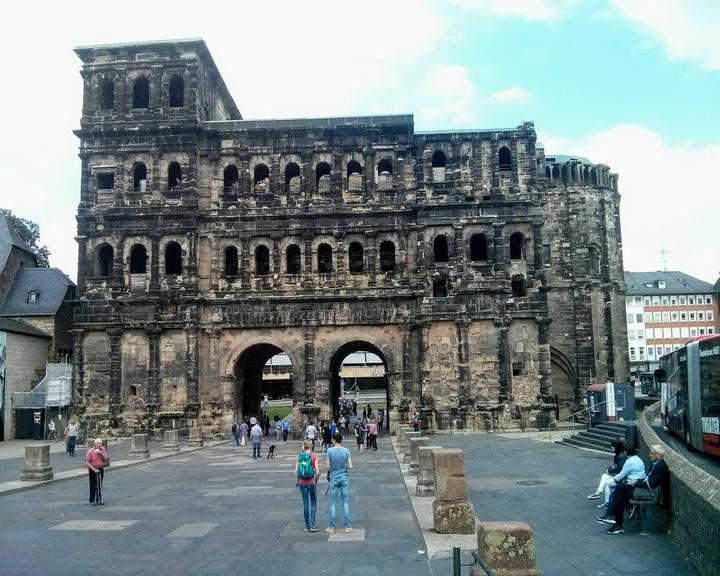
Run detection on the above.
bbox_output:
[409,436,430,475]
[433,500,476,534]
[162,429,181,452]
[128,433,151,459]
[395,424,412,437]
[20,445,53,481]
[433,449,468,503]
[188,426,203,447]
[396,425,412,446]
[470,521,542,576]
[417,445,443,496]
[403,431,420,462]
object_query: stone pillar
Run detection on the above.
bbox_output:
[400,320,414,398]
[471,522,542,576]
[453,224,465,276]
[403,431,420,462]
[366,231,377,286]
[302,234,314,288]
[416,225,426,274]
[409,436,429,475]
[20,445,53,481]
[417,445,443,496]
[396,424,412,440]
[107,327,123,407]
[490,138,500,189]
[536,317,552,398]
[188,426,203,447]
[149,234,160,293]
[240,237,250,289]
[432,449,476,534]
[186,326,199,408]
[128,433,150,459]
[272,236,281,288]
[335,231,345,287]
[303,322,317,403]
[495,316,512,403]
[417,319,432,404]
[113,236,125,293]
[162,429,181,453]
[493,223,506,274]
[75,235,87,295]
[71,329,85,407]
[207,328,221,401]
[456,318,471,396]
[145,324,161,407]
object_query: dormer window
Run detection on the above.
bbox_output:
[658,281,666,289]
[28,291,38,303]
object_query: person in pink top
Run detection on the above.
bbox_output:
[367,419,378,451]
[85,438,108,505]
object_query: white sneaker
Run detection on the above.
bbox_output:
[344,527,354,533]
[325,527,334,534]
[587,492,601,500]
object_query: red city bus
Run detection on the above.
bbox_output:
[659,334,720,456]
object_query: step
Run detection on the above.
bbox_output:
[583,429,622,444]
[571,434,616,452]
[558,436,612,453]
[595,422,631,434]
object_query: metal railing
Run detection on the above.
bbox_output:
[543,396,626,443]
[452,546,494,576]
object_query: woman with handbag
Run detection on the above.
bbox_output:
[587,437,627,509]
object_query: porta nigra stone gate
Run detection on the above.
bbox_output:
[71,39,629,437]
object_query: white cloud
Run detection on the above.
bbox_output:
[610,0,720,70]
[416,65,479,125]
[445,0,574,21]
[548,123,720,283]
[485,87,534,105]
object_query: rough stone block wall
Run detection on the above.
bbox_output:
[427,322,460,409]
[468,321,500,403]
[508,320,540,404]
[83,331,111,410]
[160,330,188,410]
[2,331,50,440]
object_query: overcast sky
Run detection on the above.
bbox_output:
[1,0,718,285]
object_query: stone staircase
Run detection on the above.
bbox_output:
[556,422,628,453]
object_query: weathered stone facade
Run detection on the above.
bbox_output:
[71,39,628,437]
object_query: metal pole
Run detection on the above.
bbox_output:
[453,546,461,576]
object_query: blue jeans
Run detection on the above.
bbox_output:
[299,483,317,528]
[328,476,350,528]
[253,441,261,458]
[232,432,239,446]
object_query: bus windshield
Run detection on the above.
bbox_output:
[700,338,720,418]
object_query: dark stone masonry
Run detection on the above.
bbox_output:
[70,39,628,437]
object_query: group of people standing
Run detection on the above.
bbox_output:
[589,438,669,534]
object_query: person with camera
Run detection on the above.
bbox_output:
[85,438,109,506]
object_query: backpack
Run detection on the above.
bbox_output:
[231,423,238,433]
[297,452,315,479]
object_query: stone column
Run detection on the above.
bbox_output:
[536,317,552,398]
[240,237,250,289]
[416,225,426,274]
[456,318,470,396]
[302,233,314,288]
[128,433,150,459]
[107,327,123,407]
[432,449,476,534]
[162,429,181,452]
[490,138,500,189]
[511,137,520,192]
[112,236,125,294]
[417,319,432,403]
[185,326,200,409]
[400,320,414,397]
[493,223,505,274]
[471,522,542,576]
[21,445,53,481]
[409,436,429,475]
[417,445,443,496]
[145,324,162,407]
[272,236,281,288]
[532,222,544,272]
[149,235,160,293]
[207,328,221,401]
[303,322,317,403]
[403,431,420,462]
[453,224,465,276]
[75,235,87,296]
[335,231,345,287]
[495,317,512,403]
[188,426,203,447]
[71,329,85,407]
[366,231,377,286]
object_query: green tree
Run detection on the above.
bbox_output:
[0,208,51,267]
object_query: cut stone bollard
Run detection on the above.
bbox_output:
[21,445,53,481]
[470,521,542,576]
[128,434,151,459]
[396,425,412,447]
[162,429,181,453]
[403,431,420,462]
[417,446,443,496]
[395,424,412,437]
[432,449,475,534]
[409,436,430,475]
[188,427,203,447]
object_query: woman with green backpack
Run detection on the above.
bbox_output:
[296,439,320,532]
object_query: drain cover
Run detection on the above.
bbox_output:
[516,480,546,486]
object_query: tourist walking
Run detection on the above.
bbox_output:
[66,418,78,456]
[46,419,58,442]
[282,418,289,441]
[250,418,263,459]
[305,421,318,452]
[296,439,320,532]
[240,420,249,446]
[85,438,108,505]
[325,432,353,533]
[368,419,378,451]
[231,421,240,446]
[354,421,364,453]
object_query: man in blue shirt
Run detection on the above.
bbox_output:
[325,432,353,534]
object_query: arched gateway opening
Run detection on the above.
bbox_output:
[233,344,296,420]
[329,342,390,432]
